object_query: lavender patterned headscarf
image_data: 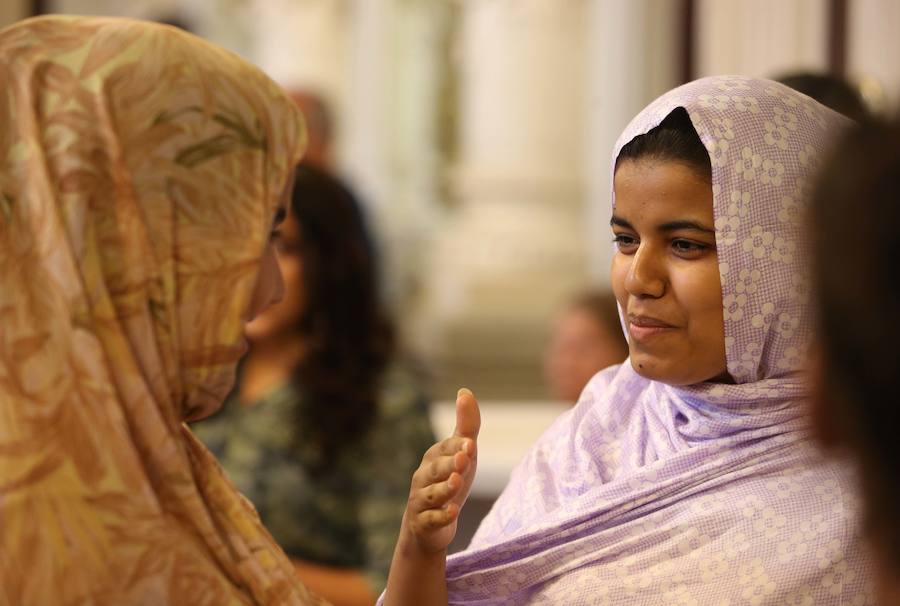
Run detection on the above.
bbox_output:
[441,77,874,604]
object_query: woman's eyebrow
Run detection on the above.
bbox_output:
[610,216,713,234]
[610,215,633,229]
[658,220,715,234]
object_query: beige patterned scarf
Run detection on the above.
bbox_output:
[0,15,327,605]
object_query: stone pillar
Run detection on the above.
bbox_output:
[584,0,682,283]
[848,0,900,110]
[0,0,28,27]
[249,0,347,106]
[695,0,828,77]
[340,0,453,308]
[411,0,591,400]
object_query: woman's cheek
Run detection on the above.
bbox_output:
[610,256,630,306]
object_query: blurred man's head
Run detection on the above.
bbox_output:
[776,72,870,122]
[288,90,334,170]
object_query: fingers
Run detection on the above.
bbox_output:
[410,472,463,514]
[411,502,460,532]
[412,448,471,489]
[425,435,474,458]
[402,389,480,549]
[453,387,481,440]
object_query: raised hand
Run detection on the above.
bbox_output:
[383,388,481,605]
[405,387,481,553]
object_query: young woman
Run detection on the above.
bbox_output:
[194,164,435,605]
[383,77,873,604]
[0,16,325,605]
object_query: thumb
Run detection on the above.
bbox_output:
[453,387,481,440]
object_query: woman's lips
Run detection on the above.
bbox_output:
[628,315,676,342]
[237,335,249,357]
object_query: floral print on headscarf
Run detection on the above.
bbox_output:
[425,77,874,606]
[0,15,327,605]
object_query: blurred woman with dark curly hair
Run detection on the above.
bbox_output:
[194,164,435,606]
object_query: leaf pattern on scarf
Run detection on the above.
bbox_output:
[0,15,326,606]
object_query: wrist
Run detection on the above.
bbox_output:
[398,516,448,561]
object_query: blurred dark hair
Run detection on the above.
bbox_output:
[289,164,395,470]
[616,107,711,183]
[776,72,870,122]
[810,116,900,570]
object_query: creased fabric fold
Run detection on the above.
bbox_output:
[443,77,873,605]
[0,15,326,605]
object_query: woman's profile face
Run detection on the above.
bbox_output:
[611,158,727,385]
[243,209,307,344]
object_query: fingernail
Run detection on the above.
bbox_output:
[457,387,473,399]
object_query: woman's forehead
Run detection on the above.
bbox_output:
[613,159,714,223]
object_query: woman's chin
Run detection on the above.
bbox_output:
[242,318,271,343]
[182,368,236,422]
[628,355,708,386]
[630,355,662,380]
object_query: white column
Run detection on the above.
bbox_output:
[585,0,681,283]
[412,0,591,400]
[50,0,182,20]
[695,0,828,78]
[248,0,347,104]
[340,0,393,214]
[0,0,28,27]
[339,0,451,307]
[848,0,900,111]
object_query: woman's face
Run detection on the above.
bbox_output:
[243,209,307,343]
[610,158,727,385]
[242,177,296,344]
[186,175,293,421]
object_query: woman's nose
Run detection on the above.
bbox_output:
[625,245,666,299]
[270,257,286,307]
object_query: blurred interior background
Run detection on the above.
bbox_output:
[5,0,898,550]
[6,0,896,403]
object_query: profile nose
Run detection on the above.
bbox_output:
[624,245,666,299]
[270,261,286,306]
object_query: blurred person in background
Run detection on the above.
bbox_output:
[543,290,628,403]
[288,90,334,172]
[809,116,900,605]
[0,16,325,605]
[194,163,435,606]
[777,71,871,122]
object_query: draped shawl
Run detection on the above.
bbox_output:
[0,16,326,605]
[442,77,874,605]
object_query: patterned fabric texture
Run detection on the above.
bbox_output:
[194,363,436,593]
[0,16,326,605]
[438,77,875,604]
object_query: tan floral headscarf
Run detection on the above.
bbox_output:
[0,16,327,605]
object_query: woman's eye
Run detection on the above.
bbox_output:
[672,239,708,255]
[613,234,638,252]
